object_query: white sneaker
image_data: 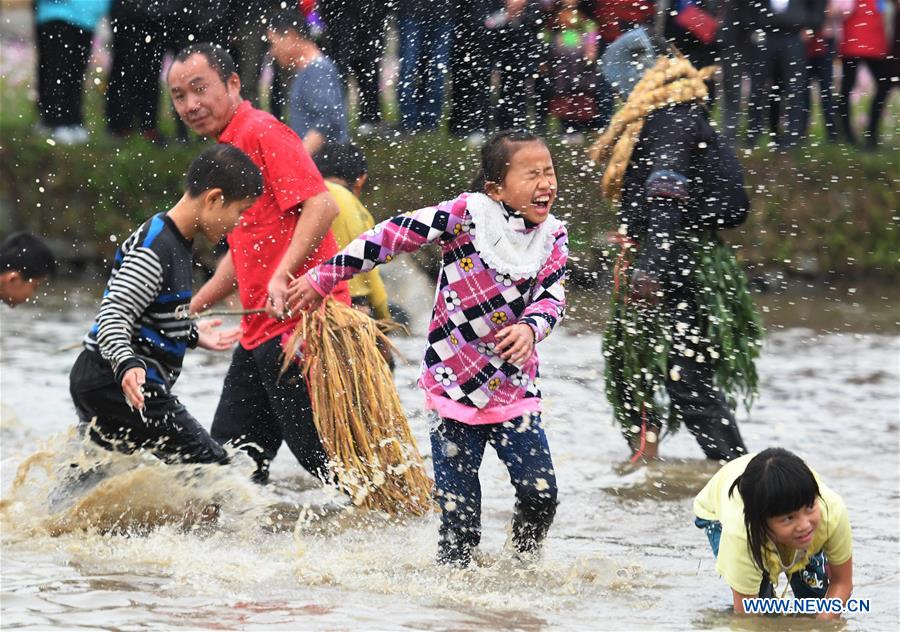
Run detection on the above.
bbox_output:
[464,131,486,148]
[357,123,376,138]
[52,125,89,145]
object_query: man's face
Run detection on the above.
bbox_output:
[267,30,294,69]
[168,54,241,137]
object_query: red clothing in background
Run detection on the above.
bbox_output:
[839,0,887,58]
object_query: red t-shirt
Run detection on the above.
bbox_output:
[219,101,349,349]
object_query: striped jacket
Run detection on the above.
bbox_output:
[308,193,567,423]
[84,213,198,388]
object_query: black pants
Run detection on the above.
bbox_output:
[36,20,93,127]
[210,337,329,484]
[448,22,491,136]
[105,17,165,135]
[69,350,228,464]
[838,56,894,147]
[622,295,748,461]
[746,32,807,148]
[320,3,387,125]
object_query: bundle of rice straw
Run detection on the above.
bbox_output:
[282,299,433,516]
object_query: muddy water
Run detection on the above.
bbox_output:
[1,280,898,630]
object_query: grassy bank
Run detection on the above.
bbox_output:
[1,83,897,279]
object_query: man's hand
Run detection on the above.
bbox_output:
[285,274,325,313]
[630,269,661,306]
[266,270,292,319]
[196,318,241,351]
[495,323,535,366]
[121,367,146,410]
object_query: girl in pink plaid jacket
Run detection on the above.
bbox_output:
[288,130,567,566]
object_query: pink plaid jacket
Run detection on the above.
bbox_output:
[307,193,568,424]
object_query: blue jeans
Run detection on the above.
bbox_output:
[431,413,558,565]
[398,18,452,131]
[694,518,828,598]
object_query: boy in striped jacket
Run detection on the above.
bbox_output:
[69,144,262,464]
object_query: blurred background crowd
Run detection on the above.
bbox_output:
[24,0,900,150]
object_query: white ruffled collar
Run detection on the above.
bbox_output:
[466,192,561,280]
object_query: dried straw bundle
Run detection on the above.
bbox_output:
[282,299,433,516]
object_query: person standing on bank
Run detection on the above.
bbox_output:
[167,43,350,484]
[592,28,762,462]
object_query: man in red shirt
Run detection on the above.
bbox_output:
[167,43,349,484]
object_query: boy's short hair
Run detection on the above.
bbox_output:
[313,142,368,184]
[185,143,263,202]
[172,42,236,84]
[0,232,56,278]
[267,9,312,39]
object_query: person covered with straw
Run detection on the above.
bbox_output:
[590,27,762,462]
[288,130,567,567]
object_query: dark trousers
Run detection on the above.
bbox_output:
[493,43,540,130]
[69,350,227,464]
[35,20,93,127]
[210,337,329,484]
[448,23,491,136]
[105,17,164,135]
[838,56,894,147]
[430,413,558,566]
[398,18,453,131]
[801,41,838,142]
[719,30,754,147]
[746,32,807,148]
[320,1,387,125]
[622,295,747,461]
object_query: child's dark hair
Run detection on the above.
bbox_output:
[268,8,312,39]
[470,129,547,192]
[172,43,237,84]
[313,142,368,184]
[729,448,820,573]
[0,232,56,278]
[185,143,263,202]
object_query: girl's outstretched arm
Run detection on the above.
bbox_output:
[287,200,458,309]
[731,589,756,614]
[519,226,568,343]
[820,557,852,621]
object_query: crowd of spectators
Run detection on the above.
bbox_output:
[32,1,898,150]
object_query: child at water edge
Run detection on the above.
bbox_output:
[694,448,853,620]
[288,130,566,566]
[0,232,56,307]
[69,144,262,464]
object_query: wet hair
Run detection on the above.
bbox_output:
[729,448,820,574]
[185,144,263,203]
[171,43,237,84]
[0,232,56,278]
[313,142,368,184]
[267,9,312,39]
[469,130,548,192]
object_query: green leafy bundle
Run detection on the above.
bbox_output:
[603,234,763,440]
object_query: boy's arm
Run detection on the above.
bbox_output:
[95,247,164,384]
[303,202,456,299]
[520,228,568,344]
[191,250,236,314]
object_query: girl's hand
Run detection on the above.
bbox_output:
[495,323,535,366]
[196,318,241,351]
[286,274,325,313]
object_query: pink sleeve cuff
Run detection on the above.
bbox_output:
[305,271,328,298]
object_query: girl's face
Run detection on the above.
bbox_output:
[487,142,557,225]
[766,501,821,550]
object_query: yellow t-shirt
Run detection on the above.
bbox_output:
[325,181,390,320]
[693,453,853,596]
